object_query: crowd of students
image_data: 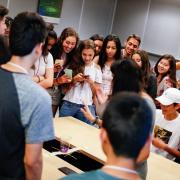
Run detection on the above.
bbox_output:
[0,4,180,180]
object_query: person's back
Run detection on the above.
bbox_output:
[0,69,53,179]
[0,12,54,179]
[62,92,153,180]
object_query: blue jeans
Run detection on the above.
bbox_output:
[59,101,96,125]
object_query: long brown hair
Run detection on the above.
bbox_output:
[50,27,79,66]
[154,54,177,87]
[70,39,95,76]
[132,50,151,90]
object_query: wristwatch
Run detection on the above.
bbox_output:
[92,116,99,125]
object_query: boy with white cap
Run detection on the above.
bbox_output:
[151,88,180,160]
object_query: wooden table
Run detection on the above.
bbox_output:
[42,149,82,180]
[147,152,180,180]
[54,116,180,180]
[54,116,106,164]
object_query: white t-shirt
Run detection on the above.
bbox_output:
[101,65,113,96]
[64,63,102,105]
[29,52,54,77]
[151,110,180,160]
[157,76,174,96]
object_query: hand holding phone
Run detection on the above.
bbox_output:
[83,75,90,79]
[56,74,71,84]
[73,73,84,83]
[64,69,73,79]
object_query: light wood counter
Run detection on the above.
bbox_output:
[54,116,180,180]
[42,149,82,180]
[147,152,180,180]
[54,116,106,163]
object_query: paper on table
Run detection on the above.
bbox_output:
[51,147,80,156]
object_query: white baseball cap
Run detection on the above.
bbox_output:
[156,88,180,105]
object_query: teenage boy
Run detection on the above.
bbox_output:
[151,88,180,160]
[0,12,54,180]
[122,34,141,59]
[62,92,153,180]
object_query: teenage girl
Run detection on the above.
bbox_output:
[59,39,102,124]
[46,24,57,51]
[132,50,157,99]
[154,54,177,97]
[90,34,104,64]
[50,27,79,116]
[30,29,56,89]
[98,34,121,97]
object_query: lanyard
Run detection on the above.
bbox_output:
[103,165,138,175]
[7,62,28,74]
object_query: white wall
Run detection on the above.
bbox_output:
[112,0,150,45]
[3,0,115,38]
[0,0,8,7]
[54,0,115,38]
[2,0,180,59]
[78,0,116,39]
[142,0,180,58]
[53,0,83,35]
[112,0,180,59]
[8,0,37,17]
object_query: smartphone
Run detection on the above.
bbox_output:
[64,69,73,78]
[55,69,65,78]
[58,167,77,175]
[83,75,90,79]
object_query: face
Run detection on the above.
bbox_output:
[47,37,56,51]
[62,36,77,53]
[160,104,176,117]
[132,53,142,68]
[106,41,117,59]
[94,40,103,56]
[125,38,139,56]
[0,17,7,35]
[82,48,95,65]
[157,59,170,74]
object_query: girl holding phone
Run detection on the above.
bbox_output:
[50,27,79,116]
[59,39,102,124]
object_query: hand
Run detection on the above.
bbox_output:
[32,75,45,83]
[153,137,167,150]
[39,76,45,82]
[56,74,72,85]
[81,103,95,123]
[84,76,93,84]
[54,63,62,73]
[73,73,84,83]
[55,59,64,66]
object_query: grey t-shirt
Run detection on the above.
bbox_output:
[0,68,54,179]
[13,73,55,143]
